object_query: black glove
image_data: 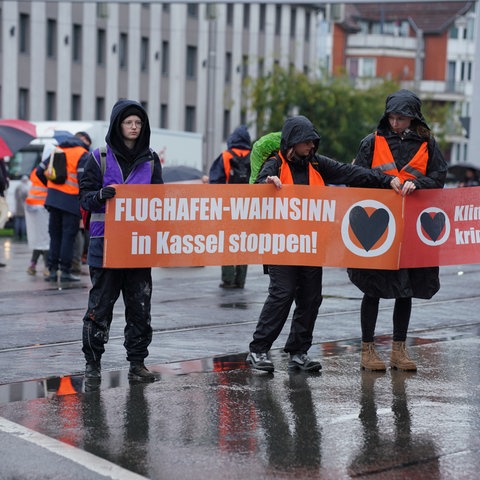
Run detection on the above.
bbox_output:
[97,186,116,203]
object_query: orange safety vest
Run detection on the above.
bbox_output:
[372,133,428,182]
[222,147,250,183]
[25,169,47,206]
[277,151,325,186]
[47,145,87,195]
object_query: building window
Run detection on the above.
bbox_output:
[97,3,108,18]
[19,13,30,54]
[186,45,197,79]
[223,110,231,141]
[290,8,296,38]
[259,4,266,32]
[161,41,169,76]
[225,52,232,83]
[46,91,56,120]
[72,24,82,62]
[243,4,250,29]
[119,33,128,68]
[258,58,264,77]
[97,29,106,65]
[226,4,234,25]
[71,94,81,120]
[141,37,149,72]
[18,88,29,119]
[449,24,459,39]
[185,106,196,132]
[47,19,57,58]
[95,97,105,120]
[347,57,376,78]
[187,4,198,18]
[160,104,168,129]
[242,55,248,79]
[275,6,281,36]
[305,11,311,41]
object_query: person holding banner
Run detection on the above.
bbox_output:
[79,99,163,383]
[348,89,447,372]
[247,115,399,373]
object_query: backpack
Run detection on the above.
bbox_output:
[45,147,67,184]
[226,149,251,184]
[248,131,281,184]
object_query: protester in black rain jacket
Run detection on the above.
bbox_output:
[80,99,163,383]
[246,115,399,374]
[348,89,447,372]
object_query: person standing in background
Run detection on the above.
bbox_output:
[209,125,252,289]
[36,132,90,282]
[13,175,29,240]
[25,168,49,276]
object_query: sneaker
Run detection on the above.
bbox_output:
[27,265,36,275]
[288,353,322,372]
[60,272,81,282]
[128,362,156,382]
[246,352,274,373]
[85,362,101,379]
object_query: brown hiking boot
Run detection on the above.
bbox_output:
[390,341,417,371]
[361,342,386,371]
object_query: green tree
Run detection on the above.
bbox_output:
[247,67,451,162]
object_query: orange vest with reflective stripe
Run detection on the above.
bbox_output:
[46,145,86,195]
[277,152,325,186]
[25,169,47,206]
[372,133,428,182]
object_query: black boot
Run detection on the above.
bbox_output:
[128,361,156,382]
[85,361,101,379]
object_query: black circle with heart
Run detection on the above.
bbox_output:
[416,207,450,246]
[341,200,396,257]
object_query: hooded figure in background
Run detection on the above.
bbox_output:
[348,89,447,373]
[209,125,252,289]
[80,99,163,383]
[246,115,398,374]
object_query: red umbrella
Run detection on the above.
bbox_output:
[0,119,37,157]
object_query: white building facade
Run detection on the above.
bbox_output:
[0,1,322,171]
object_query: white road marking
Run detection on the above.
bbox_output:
[0,416,147,480]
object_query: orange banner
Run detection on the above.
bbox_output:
[104,184,404,269]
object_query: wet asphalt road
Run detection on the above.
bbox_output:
[0,237,480,479]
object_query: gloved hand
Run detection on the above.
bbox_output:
[96,186,116,203]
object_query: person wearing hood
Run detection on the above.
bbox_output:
[209,125,252,289]
[348,89,447,372]
[36,128,91,282]
[247,115,399,373]
[79,99,163,383]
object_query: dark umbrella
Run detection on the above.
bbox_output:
[447,162,480,182]
[0,119,36,157]
[53,130,74,144]
[162,165,205,183]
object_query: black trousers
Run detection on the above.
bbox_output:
[82,266,153,364]
[249,265,323,354]
[360,294,412,342]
